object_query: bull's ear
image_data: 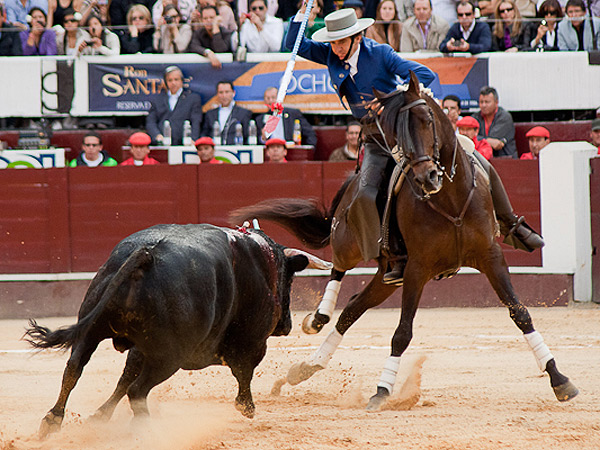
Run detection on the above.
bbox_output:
[288,254,309,273]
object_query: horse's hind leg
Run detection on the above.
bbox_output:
[39,341,99,439]
[288,270,397,386]
[480,252,578,402]
[302,269,345,334]
[90,348,144,422]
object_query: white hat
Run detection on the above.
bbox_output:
[312,8,374,42]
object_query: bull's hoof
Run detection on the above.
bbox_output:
[286,361,324,386]
[235,400,255,419]
[553,380,579,402]
[366,387,390,411]
[38,412,63,440]
[301,312,329,335]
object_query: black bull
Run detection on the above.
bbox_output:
[26,224,330,438]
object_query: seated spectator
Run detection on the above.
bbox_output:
[439,1,491,54]
[190,0,237,33]
[365,0,402,51]
[255,86,317,146]
[590,118,600,152]
[236,0,278,20]
[20,7,57,55]
[456,116,493,160]
[194,136,224,163]
[442,94,461,131]
[119,4,155,53]
[121,132,160,165]
[48,0,83,28]
[80,0,109,26]
[187,5,236,68]
[153,4,191,53]
[201,81,253,144]
[281,0,325,51]
[146,65,203,145]
[491,0,529,52]
[152,0,195,26]
[472,86,517,158]
[108,0,154,28]
[557,0,600,51]
[524,0,563,51]
[0,3,24,55]
[69,131,118,166]
[54,8,84,55]
[400,0,449,52]
[480,0,536,18]
[264,137,288,162]
[239,0,283,52]
[328,121,361,161]
[343,0,365,18]
[5,0,48,30]
[79,13,120,55]
[520,126,550,159]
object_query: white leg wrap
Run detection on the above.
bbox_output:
[524,331,554,371]
[377,356,401,394]
[317,280,341,318]
[309,328,343,367]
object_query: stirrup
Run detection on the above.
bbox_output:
[382,258,406,286]
[503,216,544,252]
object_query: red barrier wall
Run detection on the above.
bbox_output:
[0,160,543,275]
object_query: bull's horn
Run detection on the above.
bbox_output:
[284,248,333,270]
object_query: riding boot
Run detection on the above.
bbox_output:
[347,143,390,261]
[473,152,544,252]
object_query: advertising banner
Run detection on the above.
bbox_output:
[168,145,264,164]
[0,149,66,169]
[88,57,488,114]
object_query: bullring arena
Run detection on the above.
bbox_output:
[2,49,600,450]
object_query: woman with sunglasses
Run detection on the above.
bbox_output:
[491,0,528,51]
[153,4,192,53]
[119,4,155,53]
[79,12,120,54]
[55,8,85,55]
[524,0,563,51]
[365,0,402,51]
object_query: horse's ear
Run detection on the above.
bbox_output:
[408,71,420,95]
[373,88,386,100]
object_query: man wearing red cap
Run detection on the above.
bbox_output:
[520,126,550,160]
[121,132,160,166]
[265,138,288,163]
[195,137,223,164]
[457,116,492,160]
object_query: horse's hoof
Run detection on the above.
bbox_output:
[286,361,324,386]
[38,412,63,440]
[235,400,255,419]
[553,380,579,402]
[88,409,111,423]
[301,312,329,334]
[366,387,390,411]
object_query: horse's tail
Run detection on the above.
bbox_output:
[24,246,155,351]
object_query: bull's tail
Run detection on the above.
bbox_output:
[230,198,333,249]
[25,246,155,351]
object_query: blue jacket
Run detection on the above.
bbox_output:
[439,22,492,54]
[286,20,436,119]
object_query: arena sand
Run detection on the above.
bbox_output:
[0,306,598,450]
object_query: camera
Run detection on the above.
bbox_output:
[85,40,94,46]
[165,15,174,24]
[243,13,251,18]
[541,19,547,26]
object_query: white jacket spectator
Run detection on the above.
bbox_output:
[239,0,283,52]
[79,14,120,55]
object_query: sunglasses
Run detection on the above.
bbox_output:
[457,12,473,16]
[132,15,145,20]
[83,143,101,147]
[64,17,78,22]
[499,6,514,13]
[544,9,558,15]
[250,5,265,11]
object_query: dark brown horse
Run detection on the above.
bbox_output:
[230,72,578,410]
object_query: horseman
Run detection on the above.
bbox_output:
[285,6,543,285]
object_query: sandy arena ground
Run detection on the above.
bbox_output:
[0,306,598,450]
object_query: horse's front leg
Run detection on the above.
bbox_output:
[287,269,397,385]
[480,249,578,402]
[367,266,427,411]
[302,269,346,334]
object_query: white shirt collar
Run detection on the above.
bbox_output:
[461,20,476,41]
[346,45,361,77]
[168,87,183,111]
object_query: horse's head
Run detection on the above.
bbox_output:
[375,71,443,195]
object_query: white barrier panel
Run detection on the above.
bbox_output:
[0,148,65,168]
[167,145,264,164]
[539,142,598,302]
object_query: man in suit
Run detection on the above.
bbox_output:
[201,81,253,145]
[256,87,317,146]
[146,66,203,146]
[439,0,492,54]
